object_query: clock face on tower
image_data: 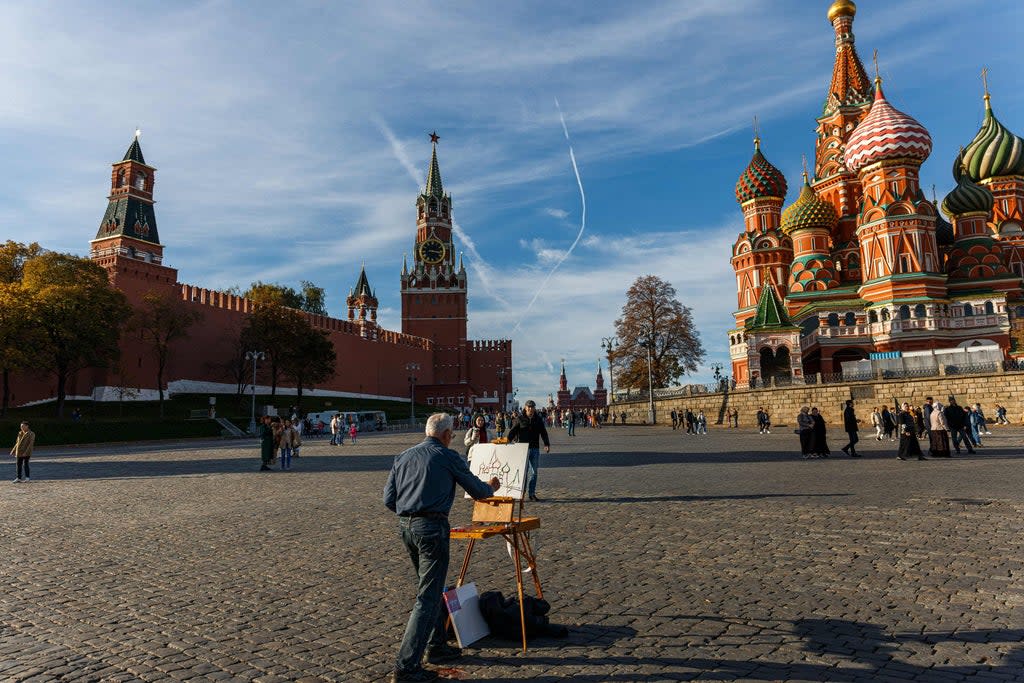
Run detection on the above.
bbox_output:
[419,238,446,264]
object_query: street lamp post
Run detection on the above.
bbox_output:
[639,339,656,424]
[405,362,420,424]
[497,366,507,411]
[601,336,618,401]
[246,350,265,435]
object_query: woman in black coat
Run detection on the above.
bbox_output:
[896,403,925,460]
[810,407,830,457]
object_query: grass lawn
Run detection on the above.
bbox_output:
[0,393,430,447]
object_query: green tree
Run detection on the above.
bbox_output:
[0,241,45,415]
[241,301,306,396]
[22,253,131,417]
[613,275,705,390]
[245,280,327,315]
[132,290,203,419]
[279,320,336,407]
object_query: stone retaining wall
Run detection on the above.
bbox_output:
[612,371,1024,427]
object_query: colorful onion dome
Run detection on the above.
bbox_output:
[843,80,932,174]
[780,175,838,234]
[827,0,856,23]
[735,140,787,204]
[942,172,994,217]
[954,97,1024,182]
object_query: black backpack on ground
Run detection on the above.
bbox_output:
[478,591,568,640]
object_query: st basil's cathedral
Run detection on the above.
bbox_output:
[729,0,1024,388]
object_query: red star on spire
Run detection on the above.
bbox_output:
[429,131,440,144]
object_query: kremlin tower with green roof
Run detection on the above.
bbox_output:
[729,1,1024,389]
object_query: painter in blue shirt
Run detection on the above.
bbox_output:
[383,413,499,682]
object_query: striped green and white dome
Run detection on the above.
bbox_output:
[955,96,1024,182]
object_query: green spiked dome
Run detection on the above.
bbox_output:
[942,171,994,217]
[780,176,838,234]
[955,96,1024,182]
[735,141,787,204]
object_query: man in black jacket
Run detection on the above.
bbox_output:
[840,400,860,457]
[943,396,976,454]
[507,400,551,502]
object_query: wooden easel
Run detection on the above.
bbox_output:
[449,497,542,652]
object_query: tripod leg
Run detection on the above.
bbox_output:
[456,539,476,587]
[521,533,543,599]
[511,532,528,652]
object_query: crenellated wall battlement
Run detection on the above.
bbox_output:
[178,283,432,350]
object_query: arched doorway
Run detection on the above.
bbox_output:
[759,345,792,383]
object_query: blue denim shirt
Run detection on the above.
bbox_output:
[383,437,495,516]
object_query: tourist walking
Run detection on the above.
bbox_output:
[330,413,341,446]
[383,413,500,683]
[279,419,296,470]
[671,409,679,430]
[797,407,814,458]
[840,400,860,457]
[896,403,926,460]
[881,406,896,441]
[463,414,489,455]
[810,407,830,457]
[258,416,275,471]
[969,404,987,445]
[928,400,951,457]
[10,421,34,483]
[871,407,882,440]
[507,400,550,502]
[943,397,975,455]
[349,421,359,444]
[913,406,926,438]
[922,397,935,438]
[567,409,576,436]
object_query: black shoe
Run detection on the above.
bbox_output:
[425,643,461,664]
[259,465,271,471]
[918,456,927,460]
[850,453,860,457]
[390,669,438,683]
[967,449,976,454]
[841,446,849,454]
[896,456,906,460]
[529,495,539,501]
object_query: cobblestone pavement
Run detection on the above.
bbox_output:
[2,422,1024,682]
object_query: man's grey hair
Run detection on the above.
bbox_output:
[425,413,454,437]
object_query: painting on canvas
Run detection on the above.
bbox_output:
[443,582,489,647]
[466,442,529,500]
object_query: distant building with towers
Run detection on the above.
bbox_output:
[554,362,608,410]
[11,132,512,410]
[729,0,1024,389]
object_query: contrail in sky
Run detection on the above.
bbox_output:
[372,115,507,307]
[511,97,587,334]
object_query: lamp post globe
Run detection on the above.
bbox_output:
[245,351,266,435]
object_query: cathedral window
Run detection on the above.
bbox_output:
[899,305,911,320]
[827,313,839,327]
[881,309,890,322]
[843,312,855,326]
[985,301,995,315]
[962,303,974,316]
[869,310,878,323]
[914,304,926,318]
[117,169,126,187]
[898,254,912,273]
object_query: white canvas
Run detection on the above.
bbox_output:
[444,582,489,648]
[466,442,530,500]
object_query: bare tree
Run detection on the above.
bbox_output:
[132,291,202,419]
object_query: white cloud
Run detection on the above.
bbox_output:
[544,208,569,220]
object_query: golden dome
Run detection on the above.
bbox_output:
[827,0,856,22]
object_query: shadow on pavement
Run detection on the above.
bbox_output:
[467,617,1024,681]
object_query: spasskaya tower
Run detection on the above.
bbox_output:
[399,133,512,411]
[401,132,469,385]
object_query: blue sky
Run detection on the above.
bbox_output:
[1,0,1021,403]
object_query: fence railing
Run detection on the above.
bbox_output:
[612,361,1024,402]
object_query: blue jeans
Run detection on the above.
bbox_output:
[395,516,450,673]
[280,447,292,469]
[951,427,975,452]
[567,420,575,436]
[526,447,540,497]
